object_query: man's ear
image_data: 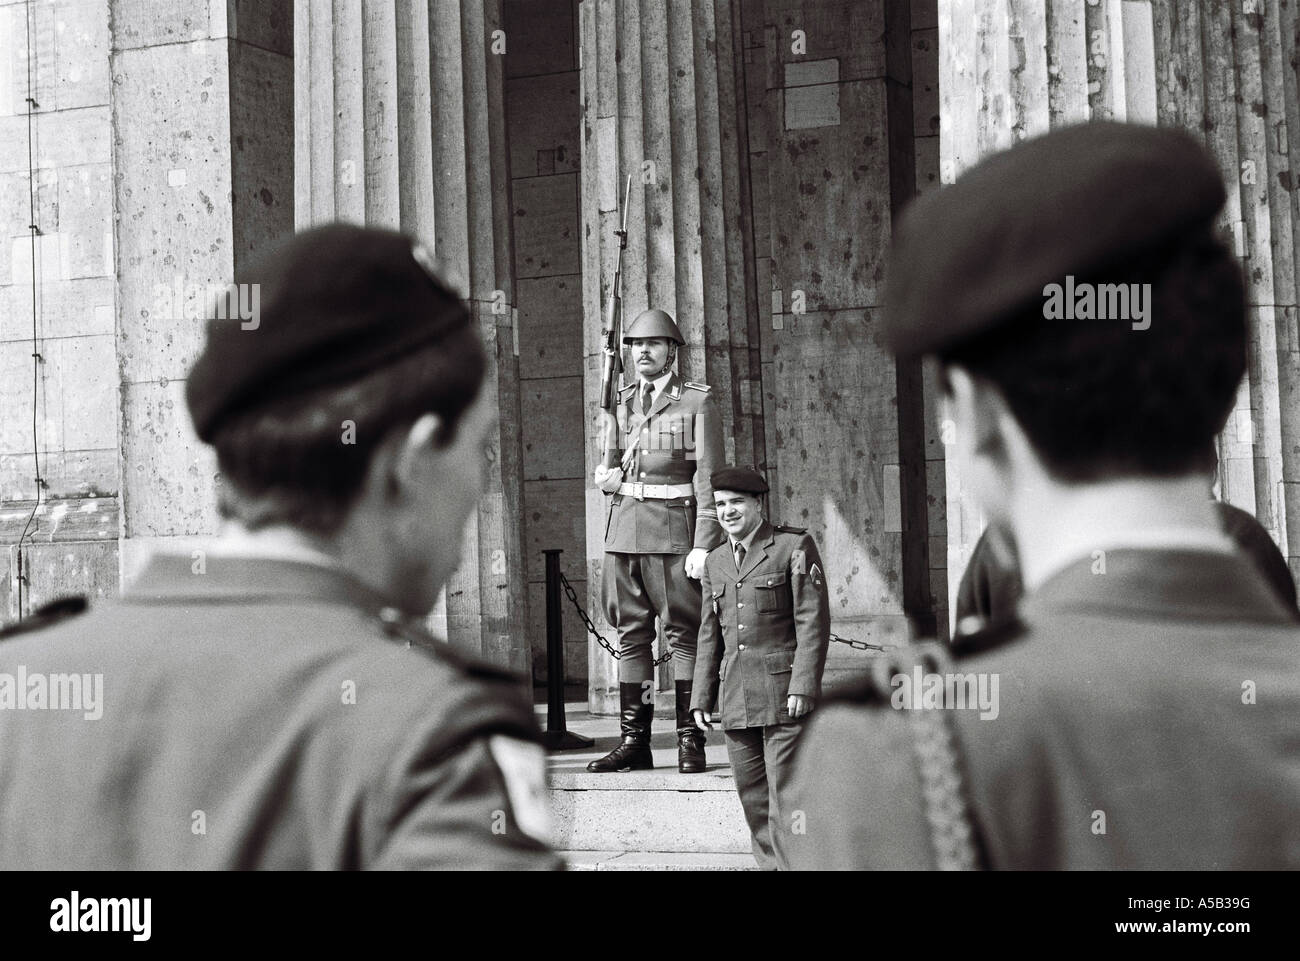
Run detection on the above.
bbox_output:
[946,365,1011,464]
[390,412,443,492]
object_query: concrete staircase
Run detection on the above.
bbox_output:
[539,696,757,870]
[538,649,884,869]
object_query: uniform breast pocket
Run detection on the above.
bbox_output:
[755,571,791,613]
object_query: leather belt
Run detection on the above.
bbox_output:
[617,482,694,501]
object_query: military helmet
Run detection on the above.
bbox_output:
[623,308,685,346]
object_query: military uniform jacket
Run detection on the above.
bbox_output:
[689,521,831,729]
[0,554,562,870]
[787,548,1300,870]
[602,373,725,554]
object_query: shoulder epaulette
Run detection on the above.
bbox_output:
[375,606,526,684]
[683,381,711,392]
[775,524,807,535]
[0,595,88,641]
[619,382,637,394]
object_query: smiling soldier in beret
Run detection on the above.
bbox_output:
[788,122,1300,870]
[689,466,830,870]
[0,223,560,870]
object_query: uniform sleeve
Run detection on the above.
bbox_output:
[785,703,936,870]
[600,401,624,472]
[788,534,830,699]
[369,688,564,871]
[690,559,724,713]
[691,391,726,551]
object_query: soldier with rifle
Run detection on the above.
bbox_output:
[588,178,726,774]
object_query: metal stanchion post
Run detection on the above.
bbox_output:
[541,549,593,750]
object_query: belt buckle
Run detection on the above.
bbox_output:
[633,482,645,501]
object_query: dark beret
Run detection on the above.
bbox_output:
[186,223,470,442]
[711,465,769,495]
[883,122,1227,358]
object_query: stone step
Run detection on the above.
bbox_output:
[563,851,757,871]
[541,700,753,855]
[549,766,752,854]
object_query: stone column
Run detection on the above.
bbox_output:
[579,0,760,713]
[295,0,529,673]
[110,0,294,581]
[942,0,1300,594]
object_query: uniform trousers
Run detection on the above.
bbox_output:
[602,551,701,682]
[724,720,804,871]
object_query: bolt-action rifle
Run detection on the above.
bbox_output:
[599,175,633,412]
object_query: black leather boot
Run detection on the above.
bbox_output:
[586,682,654,772]
[675,680,707,773]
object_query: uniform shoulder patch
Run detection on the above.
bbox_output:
[487,734,552,845]
[683,381,711,392]
[0,595,88,641]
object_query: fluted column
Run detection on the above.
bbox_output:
[579,0,760,713]
[295,0,528,674]
[111,0,293,579]
[941,0,1300,606]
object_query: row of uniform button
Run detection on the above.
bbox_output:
[729,574,782,646]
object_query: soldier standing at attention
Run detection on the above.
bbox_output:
[787,122,1300,870]
[0,224,561,869]
[689,466,830,870]
[588,308,726,773]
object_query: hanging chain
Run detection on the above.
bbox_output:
[829,632,890,652]
[558,570,673,666]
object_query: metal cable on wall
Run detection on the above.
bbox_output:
[14,0,44,622]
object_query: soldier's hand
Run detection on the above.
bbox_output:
[787,694,814,718]
[684,547,708,579]
[620,445,637,472]
[592,465,623,493]
[691,709,713,731]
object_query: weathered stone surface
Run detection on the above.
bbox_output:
[21,538,117,607]
[504,0,575,78]
[513,172,580,278]
[516,275,582,379]
[550,778,751,853]
[506,71,580,179]
[0,494,118,542]
[0,276,114,342]
[119,379,218,537]
[112,42,234,384]
[521,378,584,481]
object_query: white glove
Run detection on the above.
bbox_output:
[593,465,623,494]
[684,547,708,579]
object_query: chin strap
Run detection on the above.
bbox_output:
[640,343,676,378]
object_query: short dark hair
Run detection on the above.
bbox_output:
[211,325,485,534]
[937,227,1246,482]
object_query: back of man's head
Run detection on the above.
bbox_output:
[884,122,1245,483]
[185,223,486,534]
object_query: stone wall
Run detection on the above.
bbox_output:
[504,0,589,684]
[0,0,117,622]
